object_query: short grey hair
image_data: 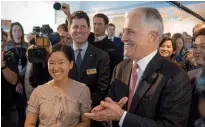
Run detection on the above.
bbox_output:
[139,7,164,42]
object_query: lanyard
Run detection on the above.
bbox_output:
[14,42,23,65]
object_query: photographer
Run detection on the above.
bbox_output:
[1,50,19,127]
[27,44,51,88]
[4,22,28,127]
[25,26,57,98]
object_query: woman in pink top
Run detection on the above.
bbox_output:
[25,44,91,127]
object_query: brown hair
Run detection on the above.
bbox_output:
[160,37,176,51]
[57,23,68,32]
[171,33,185,51]
[70,11,90,27]
[94,13,109,25]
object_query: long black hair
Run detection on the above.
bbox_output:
[48,43,74,62]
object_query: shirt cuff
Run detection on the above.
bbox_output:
[119,111,127,127]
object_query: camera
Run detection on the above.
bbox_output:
[4,51,15,63]
[28,25,60,63]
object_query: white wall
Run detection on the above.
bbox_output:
[1,1,56,34]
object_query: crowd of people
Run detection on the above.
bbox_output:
[1,3,205,127]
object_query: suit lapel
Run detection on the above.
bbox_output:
[122,60,133,86]
[78,44,95,80]
[129,53,162,113]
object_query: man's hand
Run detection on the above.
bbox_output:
[85,97,128,121]
[61,3,70,16]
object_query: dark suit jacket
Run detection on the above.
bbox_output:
[113,37,124,61]
[69,43,110,107]
[109,53,192,127]
[89,35,123,75]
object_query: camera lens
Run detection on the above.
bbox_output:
[34,50,43,57]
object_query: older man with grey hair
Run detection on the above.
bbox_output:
[85,7,192,127]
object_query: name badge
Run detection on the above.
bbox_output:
[86,68,97,75]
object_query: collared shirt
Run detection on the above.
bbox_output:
[119,49,158,127]
[94,35,107,42]
[108,36,114,42]
[72,41,88,62]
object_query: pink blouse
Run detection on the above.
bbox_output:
[27,80,92,127]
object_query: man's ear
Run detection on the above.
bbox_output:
[105,24,108,30]
[149,31,158,43]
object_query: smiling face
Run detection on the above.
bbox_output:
[159,40,174,58]
[193,35,205,66]
[69,18,90,46]
[48,51,73,81]
[121,10,158,61]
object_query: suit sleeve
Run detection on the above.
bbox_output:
[122,70,192,127]
[92,52,111,106]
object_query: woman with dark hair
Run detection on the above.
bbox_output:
[25,44,91,127]
[4,22,28,127]
[171,33,186,62]
[159,37,176,60]
[159,37,188,71]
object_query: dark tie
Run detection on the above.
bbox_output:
[127,63,138,111]
[76,49,82,72]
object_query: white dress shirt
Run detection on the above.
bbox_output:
[119,49,158,126]
[94,35,107,42]
[73,41,88,62]
[108,36,114,42]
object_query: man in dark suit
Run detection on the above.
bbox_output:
[90,13,123,74]
[85,7,192,127]
[68,10,110,127]
[107,23,124,60]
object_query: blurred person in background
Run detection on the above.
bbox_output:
[158,37,187,70]
[4,22,28,127]
[2,29,8,48]
[182,31,188,39]
[92,13,122,74]
[185,35,194,50]
[163,32,171,38]
[107,23,124,61]
[194,64,205,127]
[1,30,19,127]
[24,41,52,99]
[172,33,186,63]
[183,48,199,71]
[187,28,205,127]
[57,23,72,45]
[26,32,35,45]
